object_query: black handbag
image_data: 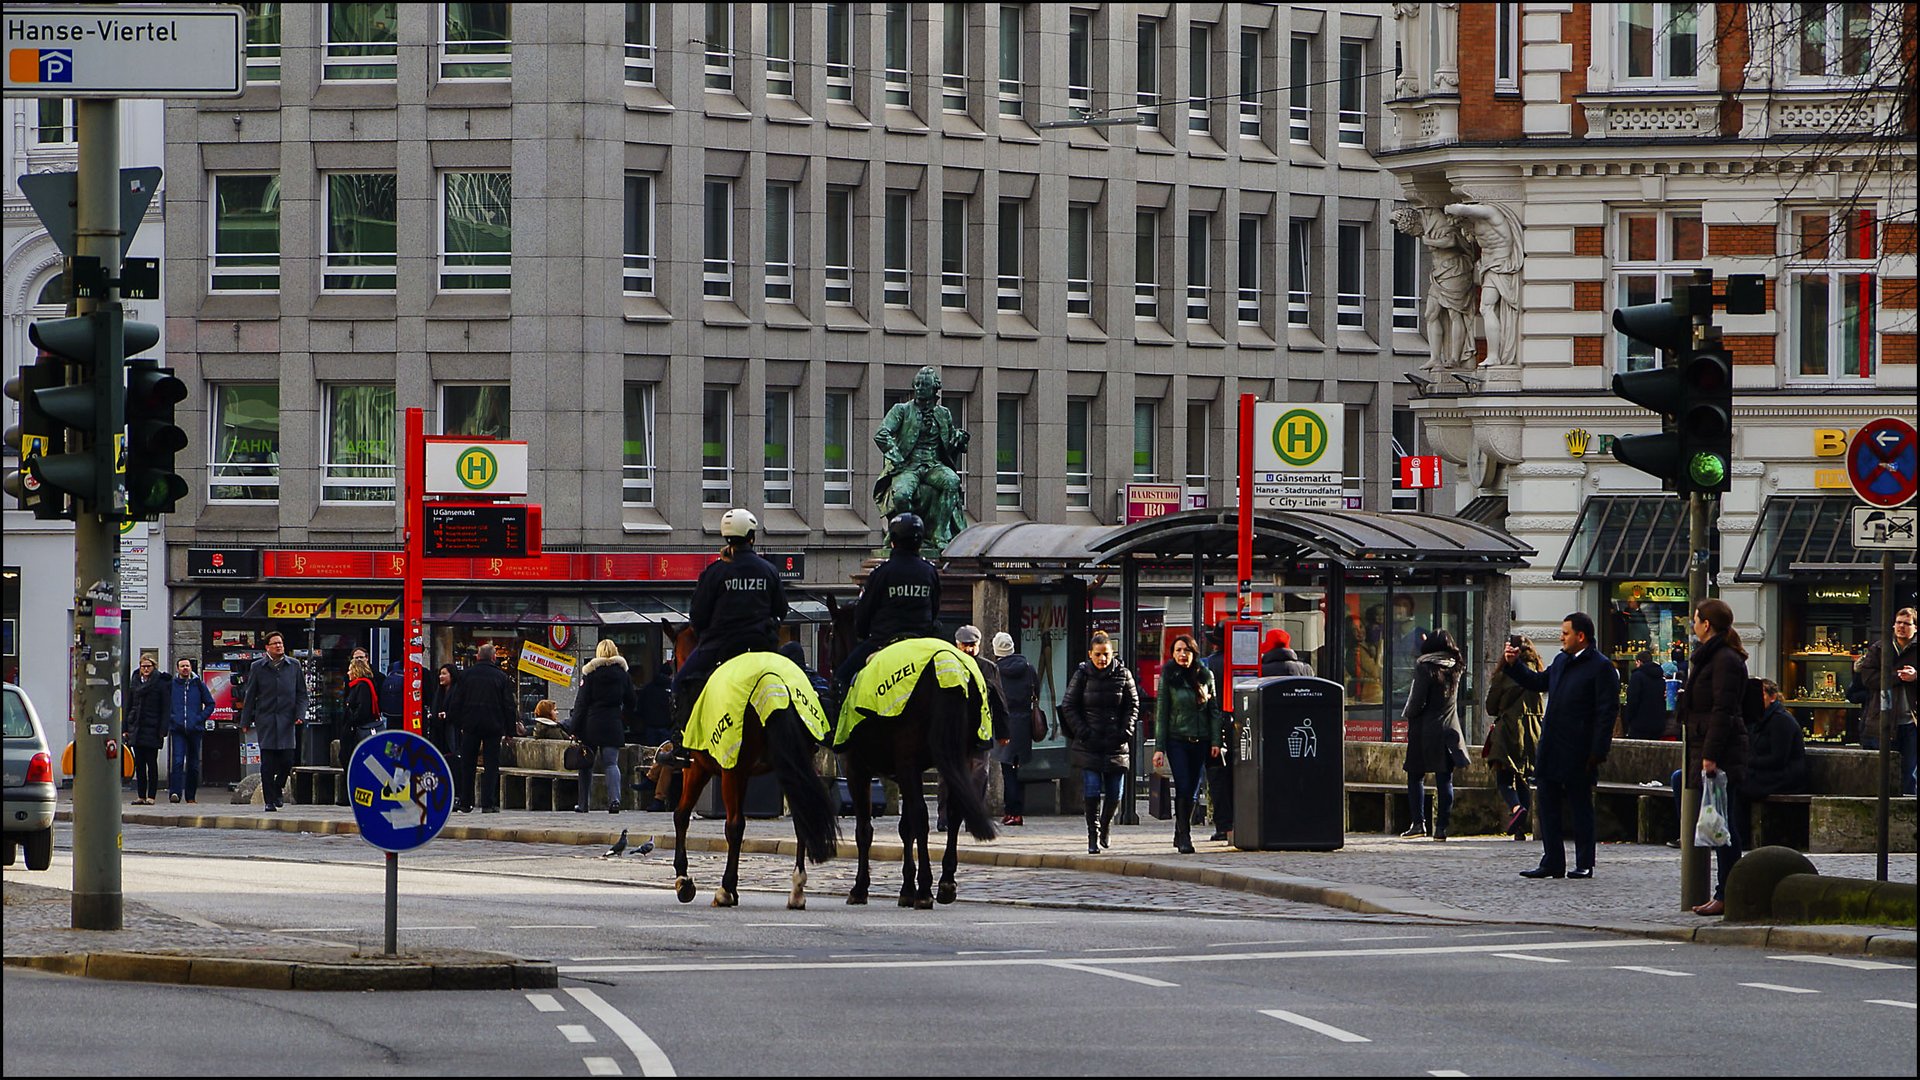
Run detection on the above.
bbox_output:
[563,743,588,771]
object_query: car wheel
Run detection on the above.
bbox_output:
[24,828,52,871]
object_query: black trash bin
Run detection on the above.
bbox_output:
[1232,675,1345,851]
[299,722,336,766]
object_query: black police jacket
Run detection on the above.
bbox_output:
[690,548,788,651]
[855,552,942,641]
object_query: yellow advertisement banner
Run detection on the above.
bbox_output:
[265,597,397,620]
[517,639,578,686]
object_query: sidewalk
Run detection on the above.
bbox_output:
[20,791,1910,963]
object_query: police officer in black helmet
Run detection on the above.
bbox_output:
[834,513,943,697]
[667,507,787,764]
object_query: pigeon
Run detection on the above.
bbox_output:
[628,839,655,857]
[601,828,628,858]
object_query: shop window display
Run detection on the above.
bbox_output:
[1780,584,1873,743]
[1604,580,1690,685]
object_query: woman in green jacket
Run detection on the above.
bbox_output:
[1485,635,1544,840]
[1151,634,1220,854]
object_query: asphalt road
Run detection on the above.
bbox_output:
[4,824,1915,1076]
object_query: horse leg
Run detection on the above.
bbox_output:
[914,809,935,910]
[847,759,872,906]
[936,817,960,905]
[673,760,712,904]
[896,776,921,908]
[713,770,745,908]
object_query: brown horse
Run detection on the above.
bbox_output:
[668,625,839,908]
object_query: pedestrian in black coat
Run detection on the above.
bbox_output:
[992,633,1038,825]
[1399,630,1468,841]
[1742,681,1808,800]
[1678,598,1751,915]
[448,643,518,812]
[125,656,171,804]
[571,641,637,813]
[1623,651,1670,740]
[1060,631,1138,854]
[1502,612,1618,879]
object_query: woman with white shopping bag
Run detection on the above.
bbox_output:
[1678,598,1751,917]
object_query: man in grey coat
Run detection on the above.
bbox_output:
[238,630,307,812]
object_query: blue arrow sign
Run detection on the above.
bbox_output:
[346,730,454,853]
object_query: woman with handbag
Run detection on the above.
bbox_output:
[1150,634,1219,854]
[991,632,1039,826]
[1399,630,1469,841]
[1484,635,1544,840]
[1678,598,1750,917]
[571,639,638,814]
[343,657,382,754]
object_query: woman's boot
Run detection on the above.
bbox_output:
[1084,797,1101,854]
[1173,797,1195,854]
[1098,794,1117,850]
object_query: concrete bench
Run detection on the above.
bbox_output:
[1344,781,1497,835]
[290,766,344,806]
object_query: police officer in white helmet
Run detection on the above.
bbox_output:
[666,508,787,764]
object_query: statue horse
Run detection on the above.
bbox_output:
[668,626,839,909]
[834,637,998,908]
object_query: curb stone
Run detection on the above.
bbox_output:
[2,950,558,992]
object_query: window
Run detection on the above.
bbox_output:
[209,385,280,502]
[997,199,1024,312]
[1239,29,1262,137]
[1133,402,1157,481]
[1289,34,1311,142]
[826,188,855,305]
[884,191,911,307]
[1185,401,1211,494]
[942,195,967,308]
[442,384,510,437]
[1066,398,1091,508]
[1393,224,1421,333]
[325,3,398,80]
[1135,210,1160,319]
[1136,17,1160,128]
[1068,12,1092,111]
[1619,2,1698,82]
[998,5,1025,116]
[1493,3,1519,91]
[702,388,732,505]
[324,173,397,292]
[211,174,282,293]
[1067,203,1093,315]
[705,179,733,299]
[441,3,510,80]
[244,3,281,83]
[1337,221,1365,328]
[1187,212,1211,323]
[1613,209,1703,372]
[1392,408,1419,511]
[884,3,911,106]
[1338,39,1366,145]
[34,99,75,146]
[440,172,511,291]
[705,2,734,91]
[942,2,968,112]
[766,3,794,97]
[1288,216,1313,326]
[323,385,396,503]
[764,390,794,508]
[826,3,854,100]
[623,174,655,296]
[824,392,854,505]
[1793,2,1874,79]
[1343,404,1365,503]
[996,396,1022,508]
[622,384,655,505]
[1789,208,1879,380]
[1238,214,1262,325]
[1188,24,1212,134]
[766,182,794,303]
[625,2,655,84]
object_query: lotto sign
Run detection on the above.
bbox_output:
[423,439,529,496]
[4,6,244,97]
[1399,456,1444,489]
[1250,403,1344,509]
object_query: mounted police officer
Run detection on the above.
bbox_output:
[667,508,786,764]
[834,513,943,699]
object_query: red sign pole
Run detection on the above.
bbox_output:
[403,408,425,735]
[1237,392,1255,617]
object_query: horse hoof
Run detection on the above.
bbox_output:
[914,896,935,911]
[846,892,868,906]
[674,877,696,904]
[897,894,915,908]
[787,896,806,911]
[711,888,738,908]
[936,881,957,905]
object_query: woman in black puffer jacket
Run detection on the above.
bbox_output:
[571,640,637,813]
[1060,631,1138,855]
[1679,598,1750,917]
[125,656,172,805]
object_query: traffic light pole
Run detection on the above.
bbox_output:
[1678,269,1716,911]
[70,99,125,931]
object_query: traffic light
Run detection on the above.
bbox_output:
[1609,300,1693,490]
[22,314,115,512]
[3,356,69,519]
[1678,345,1732,495]
[123,358,188,518]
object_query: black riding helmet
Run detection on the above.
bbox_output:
[887,513,925,550]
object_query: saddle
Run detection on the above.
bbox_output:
[682,652,832,769]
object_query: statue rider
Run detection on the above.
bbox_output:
[666,508,786,766]
[833,513,942,701]
[873,366,969,551]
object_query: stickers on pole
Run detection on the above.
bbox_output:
[347,730,454,853]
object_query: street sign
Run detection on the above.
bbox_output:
[19,167,162,261]
[1249,403,1344,510]
[423,439,530,496]
[1398,455,1444,489]
[347,731,453,854]
[423,502,540,558]
[4,6,244,97]
[1846,417,1918,508]
[1853,506,1917,550]
[1124,482,1183,523]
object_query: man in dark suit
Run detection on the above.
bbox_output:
[1502,612,1618,879]
[446,642,518,813]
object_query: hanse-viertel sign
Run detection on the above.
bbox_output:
[5,5,244,97]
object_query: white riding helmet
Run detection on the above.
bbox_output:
[720,508,759,539]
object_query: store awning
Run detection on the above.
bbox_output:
[1735,495,1920,582]
[1554,495,1686,581]
[1088,507,1534,569]
[1459,495,1509,529]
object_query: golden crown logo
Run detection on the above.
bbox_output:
[1565,428,1593,457]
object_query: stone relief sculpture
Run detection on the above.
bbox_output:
[1391,4,1423,100]
[1443,200,1526,369]
[873,365,970,551]
[1391,205,1479,371]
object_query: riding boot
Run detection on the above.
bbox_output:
[1173,797,1195,854]
[1098,795,1117,850]
[666,690,693,767]
[1083,797,1101,855]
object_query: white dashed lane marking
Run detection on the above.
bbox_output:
[1613,966,1694,977]
[1767,954,1912,971]
[559,1025,597,1044]
[1492,953,1569,963]
[567,987,677,1077]
[526,992,565,1012]
[1741,983,1820,994]
[1044,961,1179,988]
[1866,999,1916,1010]
[1259,1009,1371,1044]
[583,1057,622,1076]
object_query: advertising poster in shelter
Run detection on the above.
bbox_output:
[1018,593,1070,746]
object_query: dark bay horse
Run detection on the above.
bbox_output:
[669,626,839,908]
[837,653,999,908]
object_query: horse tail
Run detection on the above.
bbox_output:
[764,706,840,863]
[926,675,999,842]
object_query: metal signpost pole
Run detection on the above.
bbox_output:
[1876,550,1892,882]
[387,851,400,956]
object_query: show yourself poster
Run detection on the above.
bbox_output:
[1017,593,1070,746]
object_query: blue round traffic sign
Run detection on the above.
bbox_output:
[1847,418,1918,509]
[346,730,454,853]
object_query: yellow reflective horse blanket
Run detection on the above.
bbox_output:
[832,638,992,749]
[684,651,832,770]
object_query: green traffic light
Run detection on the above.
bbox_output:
[1688,452,1728,489]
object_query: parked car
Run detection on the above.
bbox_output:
[4,683,56,871]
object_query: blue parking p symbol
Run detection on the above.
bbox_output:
[41,50,73,83]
